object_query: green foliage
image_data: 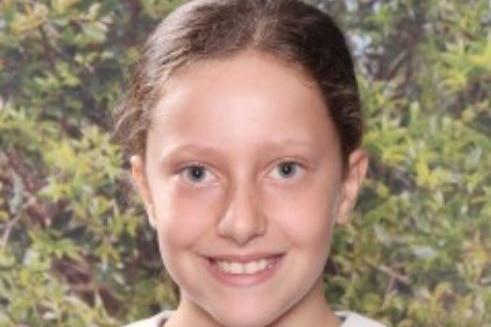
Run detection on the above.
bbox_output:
[0,0,489,326]
[322,1,491,326]
[0,1,181,326]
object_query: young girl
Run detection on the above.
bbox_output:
[114,0,385,326]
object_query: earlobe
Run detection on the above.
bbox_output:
[335,149,368,225]
[130,155,157,229]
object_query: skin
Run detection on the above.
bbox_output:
[131,51,368,327]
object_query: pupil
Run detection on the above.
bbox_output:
[280,163,294,176]
[190,166,204,180]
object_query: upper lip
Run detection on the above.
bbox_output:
[206,253,284,263]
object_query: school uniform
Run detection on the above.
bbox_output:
[123,311,386,327]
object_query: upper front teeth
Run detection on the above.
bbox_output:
[215,258,274,275]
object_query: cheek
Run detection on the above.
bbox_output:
[151,181,225,248]
[265,179,338,246]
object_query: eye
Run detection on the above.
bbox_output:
[269,161,304,180]
[179,164,217,185]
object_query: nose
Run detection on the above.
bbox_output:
[216,182,267,245]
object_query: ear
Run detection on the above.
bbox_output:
[335,149,368,225]
[130,155,157,229]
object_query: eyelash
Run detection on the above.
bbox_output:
[268,161,305,181]
[176,160,306,185]
[178,164,217,185]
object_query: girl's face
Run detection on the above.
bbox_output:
[132,51,367,327]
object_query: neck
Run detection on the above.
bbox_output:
[165,279,341,327]
[269,278,341,327]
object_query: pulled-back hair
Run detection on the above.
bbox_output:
[113,0,362,167]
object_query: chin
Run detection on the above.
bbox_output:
[206,303,285,327]
[213,313,274,327]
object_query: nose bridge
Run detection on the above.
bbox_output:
[217,176,266,245]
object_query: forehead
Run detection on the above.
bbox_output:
[154,50,326,119]
[170,50,316,87]
[146,51,339,156]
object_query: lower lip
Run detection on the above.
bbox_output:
[205,256,284,287]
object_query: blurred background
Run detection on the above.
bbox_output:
[0,0,489,326]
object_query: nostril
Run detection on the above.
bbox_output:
[215,184,267,244]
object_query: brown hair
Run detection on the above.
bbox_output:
[113,0,362,167]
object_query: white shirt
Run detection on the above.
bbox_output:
[123,311,386,327]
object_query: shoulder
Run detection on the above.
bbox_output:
[123,310,385,327]
[336,311,386,327]
[121,311,171,327]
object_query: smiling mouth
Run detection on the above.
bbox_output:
[209,256,280,275]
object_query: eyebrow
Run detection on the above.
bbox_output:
[261,139,318,151]
[158,143,224,163]
[159,139,318,160]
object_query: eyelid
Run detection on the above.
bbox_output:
[177,162,220,186]
[266,159,307,181]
